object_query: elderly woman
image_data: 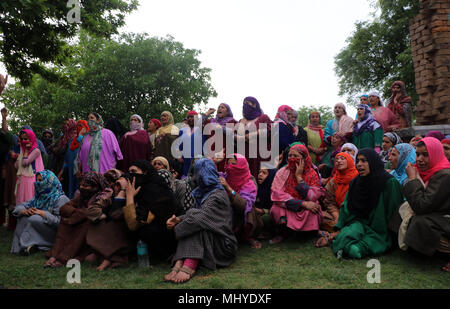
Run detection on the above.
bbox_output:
[77,113,123,174]
[325,149,404,259]
[118,114,153,172]
[163,158,238,284]
[152,156,170,171]
[324,103,354,143]
[396,137,450,271]
[270,144,324,244]
[368,91,399,133]
[353,104,384,153]
[388,143,416,185]
[154,111,180,161]
[219,154,261,249]
[387,81,413,129]
[380,132,402,169]
[341,143,358,162]
[11,170,70,255]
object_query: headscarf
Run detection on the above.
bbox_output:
[425,130,445,141]
[19,129,38,154]
[361,94,369,99]
[152,156,170,170]
[389,81,407,99]
[70,120,89,151]
[41,129,54,148]
[415,137,450,184]
[209,103,235,126]
[130,114,144,131]
[224,153,255,193]
[187,110,198,116]
[256,169,277,210]
[157,111,179,136]
[390,143,416,185]
[157,169,175,192]
[307,111,325,144]
[331,103,347,131]
[274,105,293,125]
[346,148,393,219]
[333,152,359,207]
[58,119,77,150]
[21,125,47,155]
[442,139,450,146]
[79,171,109,197]
[87,114,104,172]
[103,169,123,187]
[243,96,263,121]
[354,104,381,137]
[369,91,383,106]
[380,132,402,163]
[341,143,358,162]
[23,170,65,212]
[105,117,127,140]
[150,119,162,129]
[191,158,225,208]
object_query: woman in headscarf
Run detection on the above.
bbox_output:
[380,132,402,169]
[41,129,54,168]
[147,118,162,150]
[50,120,78,180]
[273,105,297,155]
[392,137,450,271]
[122,160,182,260]
[154,111,180,161]
[152,156,170,171]
[388,143,416,185]
[105,117,128,142]
[77,112,123,175]
[269,144,324,244]
[442,139,450,162]
[44,171,110,267]
[11,170,70,255]
[163,158,238,283]
[218,154,260,249]
[319,132,347,179]
[255,168,278,239]
[353,104,384,153]
[304,111,327,165]
[324,103,354,143]
[425,130,445,141]
[235,96,273,177]
[317,152,359,240]
[368,91,399,133]
[288,109,308,146]
[327,149,404,259]
[118,114,153,172]
[58,120,89,199]
[341,143,358,162]
[387,81,413,128]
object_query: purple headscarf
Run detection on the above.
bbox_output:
[425,130,445,141]
[210,103,236,126]
[354,104,381,137]
[243,96,263,120]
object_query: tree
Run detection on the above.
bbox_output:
[2,32,217,135]
[334,0,420,106]
[296,105,334,128]
[0,0,138,86]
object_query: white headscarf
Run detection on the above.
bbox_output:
[341,143,358,162]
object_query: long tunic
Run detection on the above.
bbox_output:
[172,189,238,270]
[78,129,123,174]
[331,178,404,258]
[117,130,152,172]
[11,195,70,253]
[353,127,384,150]
[372,106,399,132]
[63,141,80,199]
[304,127,323,165]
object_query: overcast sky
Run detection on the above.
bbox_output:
[1,0,376,120]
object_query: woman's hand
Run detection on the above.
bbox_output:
[30,208,46,218]
[295,158,304,183]
[126,177,141,198]
[20,209,33,217]
[302,201,321,214]
[405,162,418,180]
[212,149,225,164]
[219,176,232,193]
[166,215,181,230]
[79,127,87,136]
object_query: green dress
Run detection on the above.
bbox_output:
[353,127,384,150]
[330,178,404,258]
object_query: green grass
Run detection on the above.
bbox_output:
[0,228,448,289]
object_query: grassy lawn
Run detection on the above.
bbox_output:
[0,227,448,289]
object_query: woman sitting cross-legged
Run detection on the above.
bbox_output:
[269,144,325,244]
[322,148,404,259]
[11,170,70,255]
[163,158,238,284]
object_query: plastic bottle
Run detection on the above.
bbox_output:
[137,239,150,267]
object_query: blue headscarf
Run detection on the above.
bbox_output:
[23,170,65,212]
[390,143,416,185]
[190,158,225,208]
[354,104,381,137]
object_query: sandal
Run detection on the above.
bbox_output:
[163,265,181,282]
[171,265,195,284]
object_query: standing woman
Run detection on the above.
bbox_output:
[324,103,354,143]
[387,81,413,129]
[304,111,327,165]
[288,109,308,146]
[51,120,78,183]
[118,114,153,172]
[77,113,123,175]
[235,96,273,177]
[273,105,296,155]
[154,111,180,161]
[147,119,161,151]
[368,91,399,133]
[353,104,384,153]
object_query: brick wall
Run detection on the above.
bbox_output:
[410,0,450,125]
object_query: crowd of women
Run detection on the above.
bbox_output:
[0,74,449,284]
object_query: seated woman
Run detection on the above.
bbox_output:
[255,168,278,239]
[321,149,404,259]
[122,160,182,261]
[442,139,450,162]
[380,132,402,170]
[11,170,70,255]
[163,158,238,283]
[397,138,450,271]
[44,172,111,267]
[152,156,170,171]
[270,144,324,244]
[218,154,260,249]
[341,143,358,162]
[318,132,346,179]
[388,143,416,186]
[318,152,358,238]
[353,104,384,153]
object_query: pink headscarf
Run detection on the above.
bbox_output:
[275,105,293,125]
[416,137,450,184]
[19,129,38,154]
[224,153,255,193]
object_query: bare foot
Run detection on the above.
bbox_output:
[164,260,183,282]
[442,262,450,272]
[249,239,262,249]
[97,259,112,271]
[44,257,56,268]
[171,265,195,284]
[84,253,97,263]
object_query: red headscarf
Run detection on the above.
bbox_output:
[70,120,90,151]
[225,153,254,193]
[187,110,198,116]
[416,137,450,184]
[285,144,320,199]
[19,129,38,154]
[275,105,293,124]
[442,138,450,146]
[333,152,359,207]
[150,119,162,129]
[58,119,78,150]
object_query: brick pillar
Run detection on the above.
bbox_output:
[410,0,450,125]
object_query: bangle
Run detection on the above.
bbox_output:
[231,190,236,196]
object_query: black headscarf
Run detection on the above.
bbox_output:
[346,148,393,219]
[105,117,127,141]
[256,169,277,210]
